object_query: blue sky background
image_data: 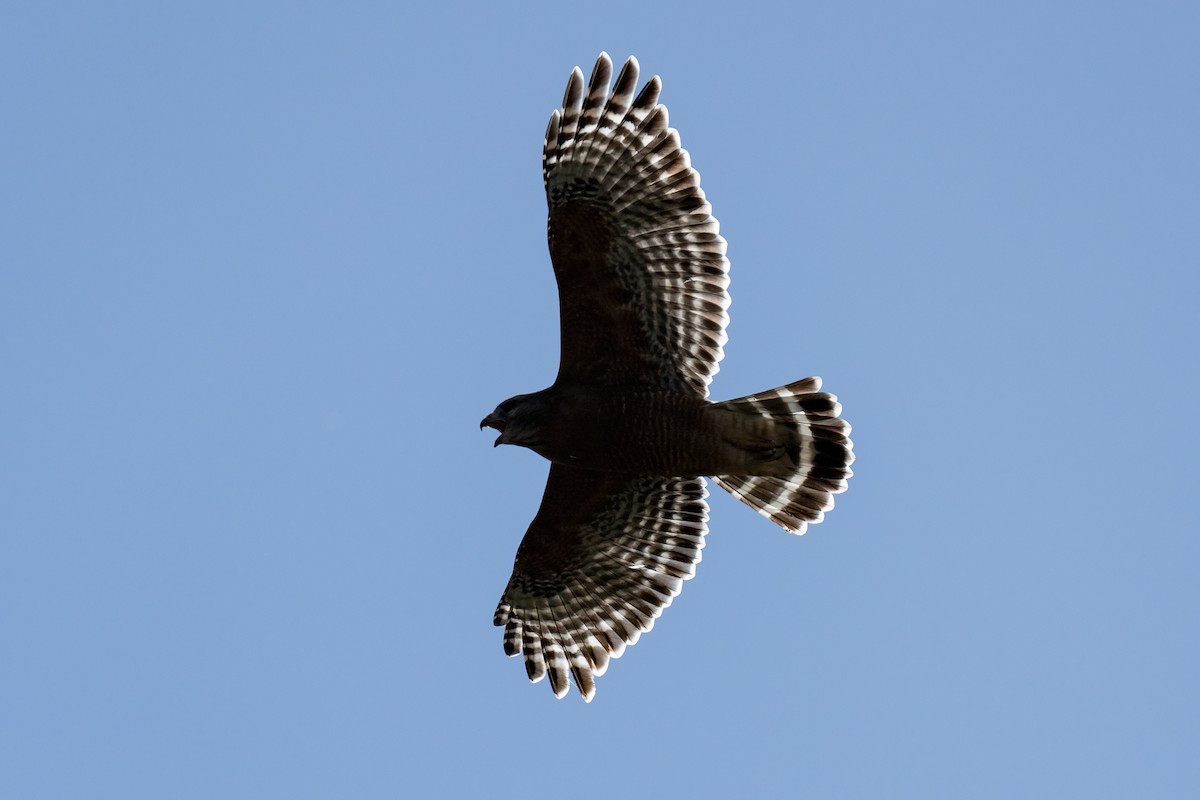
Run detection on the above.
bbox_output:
[3,2,1198,797]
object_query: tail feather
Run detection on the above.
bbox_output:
[712,377,854,534]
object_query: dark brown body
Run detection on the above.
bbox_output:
[512,385,798,478]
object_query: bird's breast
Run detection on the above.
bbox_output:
[534,387,732,476]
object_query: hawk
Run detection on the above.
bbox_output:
[481,53,854,701]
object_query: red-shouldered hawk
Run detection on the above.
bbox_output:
[481,54,855,701]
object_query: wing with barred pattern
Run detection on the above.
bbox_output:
[545,53,730,398]
[494,465,708,701]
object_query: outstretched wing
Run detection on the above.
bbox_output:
[544,53,730,398]
[494,466,708,701]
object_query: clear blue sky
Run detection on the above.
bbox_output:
[3,2,1198,798]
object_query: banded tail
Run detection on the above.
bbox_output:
[713,377,854,534]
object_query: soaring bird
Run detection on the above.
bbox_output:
[481,53,854,701]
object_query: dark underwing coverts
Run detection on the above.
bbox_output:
[486,54,855,701]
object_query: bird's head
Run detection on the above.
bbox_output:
[480,392,552,450]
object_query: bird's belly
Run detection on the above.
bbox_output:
[535,390,732,476]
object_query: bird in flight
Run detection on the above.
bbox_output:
[481,53,854,701]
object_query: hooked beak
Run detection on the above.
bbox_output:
[480,413,506,447]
